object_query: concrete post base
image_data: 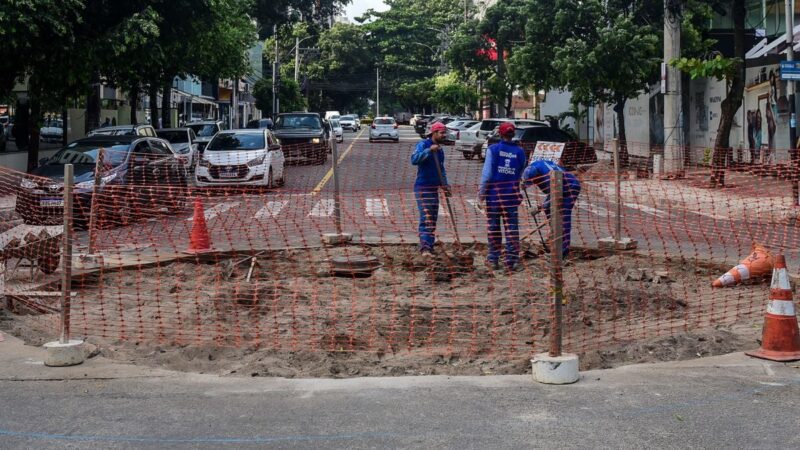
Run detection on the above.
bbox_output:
[598,237,638,251]
[322,233,353,245]
[43,339,85,367]
[531,352,580,384]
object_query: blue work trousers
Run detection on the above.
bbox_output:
[414,186,440,252]
[486,202,520,267]
[543,184,580,257]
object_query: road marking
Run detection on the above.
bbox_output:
[311,129,364,194]
[466,199,485,216]
[187,201,239,221]
[624,202,669,218]
[309,199,335,217]
[365,198,390,217]
[576,200,611,217]
[438,205,450,217]
[254,201,288,219]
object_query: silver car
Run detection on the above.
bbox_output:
[157,128,199,170]
[446,120,478,143]
[330,119,344,143]
[369,117,399,142]
[187,120,224,154]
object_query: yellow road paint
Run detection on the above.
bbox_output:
[311,128,364,194]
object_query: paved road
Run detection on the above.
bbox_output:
[1,333,799,449]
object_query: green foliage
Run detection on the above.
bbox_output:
[669,55,740,81]
[396,79,435,111]
[430,73,477,114]
[253,77,306,116]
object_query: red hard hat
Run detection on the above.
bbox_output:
[430,122,447,134]
[498,122,515,137]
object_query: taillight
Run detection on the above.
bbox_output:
[371,124,376,129]
[393,124,398,129]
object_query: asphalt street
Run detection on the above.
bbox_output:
[1,333,799,449]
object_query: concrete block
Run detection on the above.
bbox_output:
[598,237,638,250]
[531,353,580,384]
[322,233,353,245]
[43,339,85,367]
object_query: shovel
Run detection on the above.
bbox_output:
[429,149,473,272]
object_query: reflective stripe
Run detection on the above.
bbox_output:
[771,268,792,290]
[718,273,737,286]
[770,288,793,300]
[767,300,796,316]
[734,264,750,280]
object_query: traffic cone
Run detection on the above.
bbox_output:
[185,198,212,254]
[712,244,774,288]
[746,255,800,362]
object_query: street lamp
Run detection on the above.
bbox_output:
[290,35,315,82]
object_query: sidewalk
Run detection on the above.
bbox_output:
[1,331,799,448]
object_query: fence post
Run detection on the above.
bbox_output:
[549,170,564,357]
[599,138,638,251]
[43,163,85,367]
[322,136,352,245]
[87,147,104,254]
[61,163,74,344]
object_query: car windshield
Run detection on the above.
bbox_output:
[330,119,340,127]
[44,119,63,128]
[375,118,394,125]
[206,133,265,151]
[275,114,322,130]
[188,124,218,137]
[48,143,131,167]
[156,130,189,143]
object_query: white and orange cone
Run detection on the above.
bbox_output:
[746,255,800,362]
[712,244,774,288]
[185,198,213,254]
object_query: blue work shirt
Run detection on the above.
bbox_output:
[523,159,581,199]
[411,137,448,187]
[479,140,527,206]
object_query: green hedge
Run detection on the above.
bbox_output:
[360,118,373,125]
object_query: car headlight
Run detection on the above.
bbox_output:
[75,173,117,189]
[20,178,37,189]
[247,154,266,167]
[311,137,321,144]
[198,158,211,168]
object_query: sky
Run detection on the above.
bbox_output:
[344,0,388,21]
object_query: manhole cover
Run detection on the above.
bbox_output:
[329,255,381,275]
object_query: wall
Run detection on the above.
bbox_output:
[539,90,575,132]
[0,148,60,173]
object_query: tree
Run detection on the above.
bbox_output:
[551,0,660,166]
[252,0,351,38]
[254,78,306,116]
[396,79,435,113]
[431,73,477,114]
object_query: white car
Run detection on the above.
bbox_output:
[455,122,484,159]
[446,120,479,143]
[40,118,64,143]
[330,119,344,143]
[157,128,198,170]
[338,115,360,131]
[409,114,422,127]
[369,117,399,142]
[195,129,285,188]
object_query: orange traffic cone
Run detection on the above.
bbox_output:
[712,244,774,288]
[746,255,800,362]
[185,198,212,254]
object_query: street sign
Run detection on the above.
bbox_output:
[780,61,800,80]
[531,141,566,163]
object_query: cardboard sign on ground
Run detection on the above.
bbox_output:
[530,141,566,163]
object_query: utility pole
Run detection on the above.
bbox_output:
[663,0,683,176]
[787,0,798,205]
[272,25,279,119]
[294,36,300,82]
[376,67,380,117]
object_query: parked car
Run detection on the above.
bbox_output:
[325,111,341,121]
[0,123,6,152]
[413,115,434,136]
[454,122,484,159]
[16,135,188,228]
[423,116,456,137]
[187,120,224,154]
[195,129,285,188]
[445,120,479,144]
[409,114,423,127]
[338,115,361,131]
[246,118,274,129]
[479,125,597,169]
[271,112,328,165]
[369,117,399,142]
[330,118,344,143]
[157,128,198,170]
[87,124,157,138]
[40,118,64,143]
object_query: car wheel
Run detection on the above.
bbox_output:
[266,169,273,189]
[463,151,474,160]
[277,169,286,187]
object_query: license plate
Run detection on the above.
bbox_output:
[219,171,238,178]
[40,198,64,207]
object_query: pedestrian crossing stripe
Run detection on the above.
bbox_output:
[254,201,288,219]
[187,201,240,221]
[365,198,390,217]
[309,199,335,217]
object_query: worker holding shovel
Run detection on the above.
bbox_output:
[479,122,527,272]
[523,159,582,257]
[411,122,451,257]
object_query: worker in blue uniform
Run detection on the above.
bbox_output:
[522,158,581,257]
[479,122,527,271]
[410,122,451,256]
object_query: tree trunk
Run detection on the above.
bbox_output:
[496,42,510,117]
[161,79,172,128]
[61,108,68,147]
[85,72,101,134]
[149,84,160,128]
[505,87,513,118]
[711,0,746,187]
[129,86,139,125]
[613,95,630,167]
[27,93,41,172]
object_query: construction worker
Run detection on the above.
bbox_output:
[479,122,527,271]
[523,159,581,257]
[411,121,450,256]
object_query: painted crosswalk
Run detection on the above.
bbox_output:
[365,198,390,217]
[254,201,288,219]
[309,199,335,217]
[187,201,240,221]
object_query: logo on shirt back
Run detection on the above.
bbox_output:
[498,158,516,175]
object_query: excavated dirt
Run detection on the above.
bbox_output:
[1,244,768,377]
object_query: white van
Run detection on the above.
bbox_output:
[325,111,341,121]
